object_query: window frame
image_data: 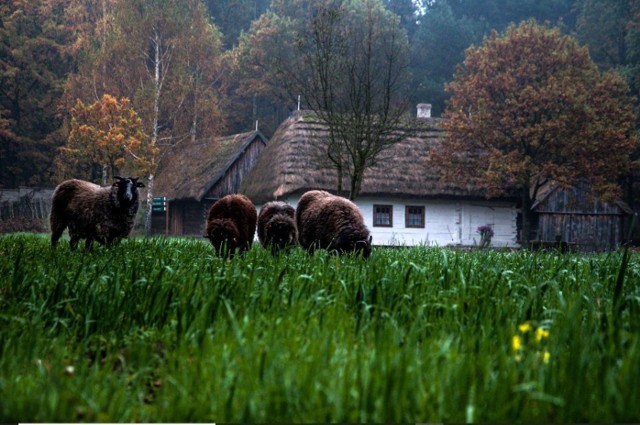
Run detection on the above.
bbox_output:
[373,204,393,227]
[405,205,425,228]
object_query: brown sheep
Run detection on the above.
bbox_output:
[295,190,332,235]
[204,194,257,257]
[296,190,372,258]
[50,176,144,249]
[257,201,298,254]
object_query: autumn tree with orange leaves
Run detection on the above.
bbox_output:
[430,20,638,245]
[60,94,156,185]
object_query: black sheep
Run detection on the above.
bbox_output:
[50,176,144,249]
[204,194,257,257]
[296,190,372,258]
[257,201,297,254]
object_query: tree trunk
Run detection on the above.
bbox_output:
[520,185,532,248]
[348,166,364,201]
[190,83,198,144]
[102,164,108,186]
[145,173,155,235]
[99,0,108,95]
[145,28,163,236]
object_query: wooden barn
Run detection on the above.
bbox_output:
[240,110,521,247]
[152,131,267,235]
[532,184,632,252]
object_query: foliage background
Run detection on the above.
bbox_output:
[1,0,639,189]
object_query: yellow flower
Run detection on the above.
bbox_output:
[535,328,549,342]
[542,351,551,364]
[512,335,522,352]
[518,322,532,333]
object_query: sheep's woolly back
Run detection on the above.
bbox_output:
[257,201,297,253]
[205,194,257,257]
[50,177,143,248]
[295,190,332,239]
[296,191,371,257]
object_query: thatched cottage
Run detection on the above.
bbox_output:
[240,110,520,247]
[152,130,267,235]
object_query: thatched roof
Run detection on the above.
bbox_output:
[240,111,503,205]
[154,131,267,201]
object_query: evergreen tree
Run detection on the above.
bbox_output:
[0,0,74,187]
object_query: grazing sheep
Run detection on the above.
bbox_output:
[257,201,297,254]
[295,190,332,235]
[296,190,372,258]
[50,176,145,249]
[205,194,257,257]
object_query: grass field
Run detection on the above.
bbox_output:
[1,233,639,422]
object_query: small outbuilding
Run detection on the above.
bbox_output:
[531,183,632,252]
[152,131,267,235]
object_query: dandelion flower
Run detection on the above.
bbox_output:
[518,322,532,333]
[535,328,549,342]
[512,335,522,352]
[543,351,551,364]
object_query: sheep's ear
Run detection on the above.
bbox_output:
[136,181,145,188]
[356,240,367,249]
[114,176,123,180]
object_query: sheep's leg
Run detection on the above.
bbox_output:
[50,221,66,248]
[105,231,122,247]
[69,235,80,250]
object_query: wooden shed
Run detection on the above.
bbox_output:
[532,184,632,252]
[152,131,267,235]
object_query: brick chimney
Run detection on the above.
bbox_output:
[417,103,432,118]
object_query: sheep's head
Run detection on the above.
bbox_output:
[206,219,240,257]
[338,232,372,259]
[112,176,145,207]
[266,215,297,252]
[354,235,373,259]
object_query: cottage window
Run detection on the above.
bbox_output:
[374,205,393,227]
[405,206,425,228]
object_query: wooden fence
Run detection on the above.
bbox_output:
[0,188,54,232]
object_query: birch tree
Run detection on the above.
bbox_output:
[63,0,226,234]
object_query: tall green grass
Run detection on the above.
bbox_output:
[0,234,638,422]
